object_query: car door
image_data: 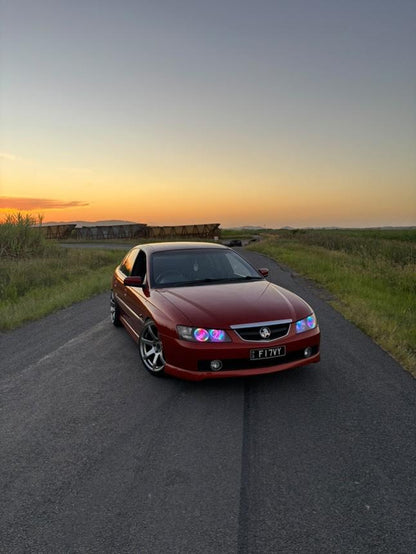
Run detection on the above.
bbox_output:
[123,249,149,338]
[113,247,140,331]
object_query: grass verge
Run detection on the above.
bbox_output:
[0,213,127,330]
[0,247,124,331]
[247,230,416,377]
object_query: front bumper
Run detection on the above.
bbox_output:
[161,326,320,381]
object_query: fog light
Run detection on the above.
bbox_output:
[304,347,312,358]
[210,360,223,371]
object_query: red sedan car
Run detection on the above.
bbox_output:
[111,242,320,381]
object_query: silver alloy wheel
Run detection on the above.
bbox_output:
[139,320,166,374]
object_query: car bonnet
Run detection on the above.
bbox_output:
[154,280,311,328]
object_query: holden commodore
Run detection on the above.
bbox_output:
[111,242,320,381]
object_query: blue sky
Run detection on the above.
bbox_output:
[1,0,415,227]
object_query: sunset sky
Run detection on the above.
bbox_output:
[1,0,415,228]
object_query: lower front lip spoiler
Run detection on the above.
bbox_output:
[163,351,320,381]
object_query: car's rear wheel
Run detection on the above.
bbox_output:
[110,292,122,327]
[139,320,166,376]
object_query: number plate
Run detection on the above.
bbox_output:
[250,346,286,360]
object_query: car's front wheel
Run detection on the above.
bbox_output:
[110,292,122,327]
[139,320,166,376]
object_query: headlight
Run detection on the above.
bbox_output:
[177,325,231,342]
[295,313,317,334]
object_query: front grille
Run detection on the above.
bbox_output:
[232,322,290,342]
[197,346,319,372]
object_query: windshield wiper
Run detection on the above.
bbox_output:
[179,278,228,286]
[230,275,262,281]
[173,276,262,287]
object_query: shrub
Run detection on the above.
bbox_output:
[0,212,59,259]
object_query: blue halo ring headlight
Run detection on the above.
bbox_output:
[177,325,231,342]
[209,329,226,342]
[295,313,317,334]
[306,315,316,329]
[194,328,210,342]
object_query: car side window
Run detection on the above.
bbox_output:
[132,250,146,279]
[119,249,138,276]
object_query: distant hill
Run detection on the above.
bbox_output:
[225,226,266,230]
[44,220,140,227]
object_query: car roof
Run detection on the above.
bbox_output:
[137,241,229,254]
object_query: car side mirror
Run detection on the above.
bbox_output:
[258,268,269,277]
[124,276,144,287]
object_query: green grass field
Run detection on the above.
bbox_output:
[0,247,123,330]
[247,228,416,376]
[0,214,124,329]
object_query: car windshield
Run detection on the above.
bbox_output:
[150,248,263,288]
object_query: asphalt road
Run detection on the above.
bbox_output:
[1,249,415,553]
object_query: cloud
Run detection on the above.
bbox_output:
[64,167,95,174]
[0,197,89,210]
[0,152,18,161]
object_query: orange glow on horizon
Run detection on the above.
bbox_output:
[2,184,415,229]
[2,153,415,228]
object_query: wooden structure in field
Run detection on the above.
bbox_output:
[39,222,221,241]
[145,223,220,240]
[39,224,77,240]
[74,223,147,240]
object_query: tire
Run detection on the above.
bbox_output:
[110,292,122,327]
[139,320,166,376]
